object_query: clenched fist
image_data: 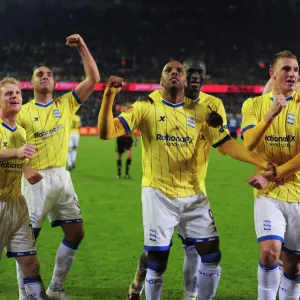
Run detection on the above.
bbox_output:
[66,34,86,49]
[24,164,44,185]
[105,76,125,96]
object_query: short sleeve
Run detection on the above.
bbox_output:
[118,101,147,134]
[62,90,82,115]
[204,124,231,148]
[241,98,258,135]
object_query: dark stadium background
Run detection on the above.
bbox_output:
[0,1,298,299]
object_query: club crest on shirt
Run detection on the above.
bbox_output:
[53,109,61,118]
[287,113,295,125]
[187,117,195,128]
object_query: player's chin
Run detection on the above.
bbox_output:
[187,84,200,91]
[9,106,21,113]
[39,86,53,93]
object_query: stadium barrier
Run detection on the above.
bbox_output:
[79,127,142,136]
[19,81,265,94]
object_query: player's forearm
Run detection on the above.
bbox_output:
[262,78,273,94]
[75,43,100,102]
[79,42,100,84]
[243,120,270,150]
[98,92,126,139]
[0,149,18,161]
[276,153,300,179]
[219,139,267,169]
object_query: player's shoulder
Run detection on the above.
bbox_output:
[73,114,81,121]
[21,99,35,109]
[199,91,223,107]
[243,92,270,108]
[54,91,72,103]
[191,98,210,119]
[147,89,163,104]
[134,90,161,108]
[19,100,34,119]
[16,124,26,136]
[293,90,300,101]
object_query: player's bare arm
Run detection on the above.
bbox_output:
[66,34,100,102]
[0,144,37,161]
[23,163,44,185]
[98,76,127,139]
[243,94,286,151]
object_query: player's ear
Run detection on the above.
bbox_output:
[269,68,275,79]
[184,79,187,88]
[160,78,163,86]
[54,80,57,89]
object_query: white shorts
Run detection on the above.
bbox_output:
[69,133,80,148]
[0,196,36,258]
[142,187,219,251]
[255,196,300,253]
[22,167,82,230]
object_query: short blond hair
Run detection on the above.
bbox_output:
[270,51,297,69]
[0,77,20,90]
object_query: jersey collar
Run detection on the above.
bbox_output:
[161,99,184,108]
[35,100,53,107]
[1,122,17,132]
[270,93,294,102]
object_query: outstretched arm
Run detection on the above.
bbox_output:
[218,138,268,169]
[98,76,127,140]
[66,34,100,102]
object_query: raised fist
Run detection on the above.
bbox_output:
[105,76,125,95]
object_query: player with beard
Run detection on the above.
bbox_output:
[98,60,272,300]
[15,34,100,300]
[125,58,228,300]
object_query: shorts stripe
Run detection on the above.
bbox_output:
[7,251,36,258]
[185,236,219,243]
[51,219,83,227]
[282,246,300,256]
[144,244,171,251]
[257,235,284,243]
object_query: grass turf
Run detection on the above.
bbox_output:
[0,136,260,299]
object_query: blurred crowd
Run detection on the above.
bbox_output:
[2,0,299,126]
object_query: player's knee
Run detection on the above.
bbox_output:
[200,250,222,264]
[260,246,280,265]
[65,229,84,244]
[195,240,220,256]
[282,252,300,275]
[147,250,169,273]
[18,256,40,277]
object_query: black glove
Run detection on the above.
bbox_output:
[206,106,223,128]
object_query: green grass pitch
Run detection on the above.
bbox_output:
[0,136,261,299]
